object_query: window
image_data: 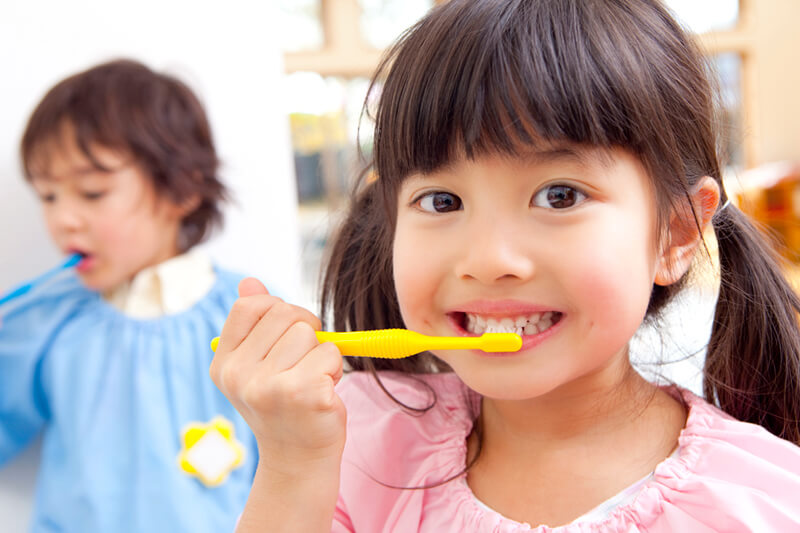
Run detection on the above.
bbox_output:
[280,0,435,305]
[663,0,739,34]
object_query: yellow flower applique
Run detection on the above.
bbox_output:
[177,416,245,487]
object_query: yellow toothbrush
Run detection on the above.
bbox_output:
[209,329,522,359]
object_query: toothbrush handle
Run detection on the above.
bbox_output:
[0,254,82,308]
[211,330,459,358]
[315,329,484,358]
[209,330,517,358]
[0,283,33,307]
[315,329,421,358]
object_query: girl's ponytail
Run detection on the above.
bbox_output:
[707,205,800,444]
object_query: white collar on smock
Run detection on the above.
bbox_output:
[103,248,216,319]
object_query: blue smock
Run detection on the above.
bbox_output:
[0,268,258,532]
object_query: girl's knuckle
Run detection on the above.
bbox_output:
[271,301,294,318]
[271,372,299,400]
[287,320,316,339]
[319,341,342,358]
[314,377,337,411]
[229,298,254,317]
[231,295,277,322]
[219,364,242,394]
[242,381,271,410]
[208,359,221,384]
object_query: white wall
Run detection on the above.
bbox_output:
[0,1,300,529]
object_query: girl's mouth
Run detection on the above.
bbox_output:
[453,311,564,336]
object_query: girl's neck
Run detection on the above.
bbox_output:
[466,355,687,527]
[479,358,657,446]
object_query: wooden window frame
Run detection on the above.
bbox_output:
[285,0,800,169]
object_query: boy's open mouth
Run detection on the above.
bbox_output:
[68,250,92,271]
[453,311,564,336]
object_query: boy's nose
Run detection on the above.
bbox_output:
[49,202,86,233]
[453,217,535,284]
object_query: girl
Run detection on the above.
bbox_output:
[0,60,258,532]
[212,0,800,531]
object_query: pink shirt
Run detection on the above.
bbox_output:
[333,371,800,532]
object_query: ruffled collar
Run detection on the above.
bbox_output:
[414,373,725,531]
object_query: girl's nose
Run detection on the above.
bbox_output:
[454,217,535,284]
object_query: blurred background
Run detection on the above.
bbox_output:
[1,0,799,529]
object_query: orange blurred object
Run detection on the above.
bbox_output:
[731,162,800,262]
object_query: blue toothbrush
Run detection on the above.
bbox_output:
[0,253,83,307]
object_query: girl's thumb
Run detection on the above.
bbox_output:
[238,277,270,297]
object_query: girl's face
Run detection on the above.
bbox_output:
[29,133,186,292]
[393,146,664,400]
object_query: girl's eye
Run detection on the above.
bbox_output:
[532,184,587,209]
[417,191,463,213]
[82,191,107,201]
[39,193,56,204]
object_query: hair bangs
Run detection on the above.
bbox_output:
[372,0,707,194]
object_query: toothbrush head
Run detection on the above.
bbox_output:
[478,332,522,352]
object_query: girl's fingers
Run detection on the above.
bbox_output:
[246,342,343,415]
[260,320,322,372]
[215,278,273,355]
[238,277,269,298]
[216,293,280,354]
[293,341,344,385]
[236,301,322,366]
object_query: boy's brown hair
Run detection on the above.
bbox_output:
[21,58,227,250]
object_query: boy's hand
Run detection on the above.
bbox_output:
[210,277,346,479]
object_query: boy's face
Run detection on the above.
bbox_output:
[28,130,186,291]
[392,146,665,402]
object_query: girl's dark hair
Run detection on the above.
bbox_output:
[21,58,227,251]
[322,0,800,444]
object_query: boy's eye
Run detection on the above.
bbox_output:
[82,191,107,201]
[531,184,587,209]
[417,191,463,213]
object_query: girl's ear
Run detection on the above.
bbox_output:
[654,176,720,286]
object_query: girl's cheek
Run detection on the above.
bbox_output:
[393,271,421,325]
[570,250,654,341]
[393,260,436,328]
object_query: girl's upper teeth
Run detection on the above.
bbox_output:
[466,312,556,336]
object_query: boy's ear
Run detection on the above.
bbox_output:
[163,193,202,219]
[654,176,720,286]
[176,193,202,217]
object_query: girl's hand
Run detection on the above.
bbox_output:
[210,277,346,479]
